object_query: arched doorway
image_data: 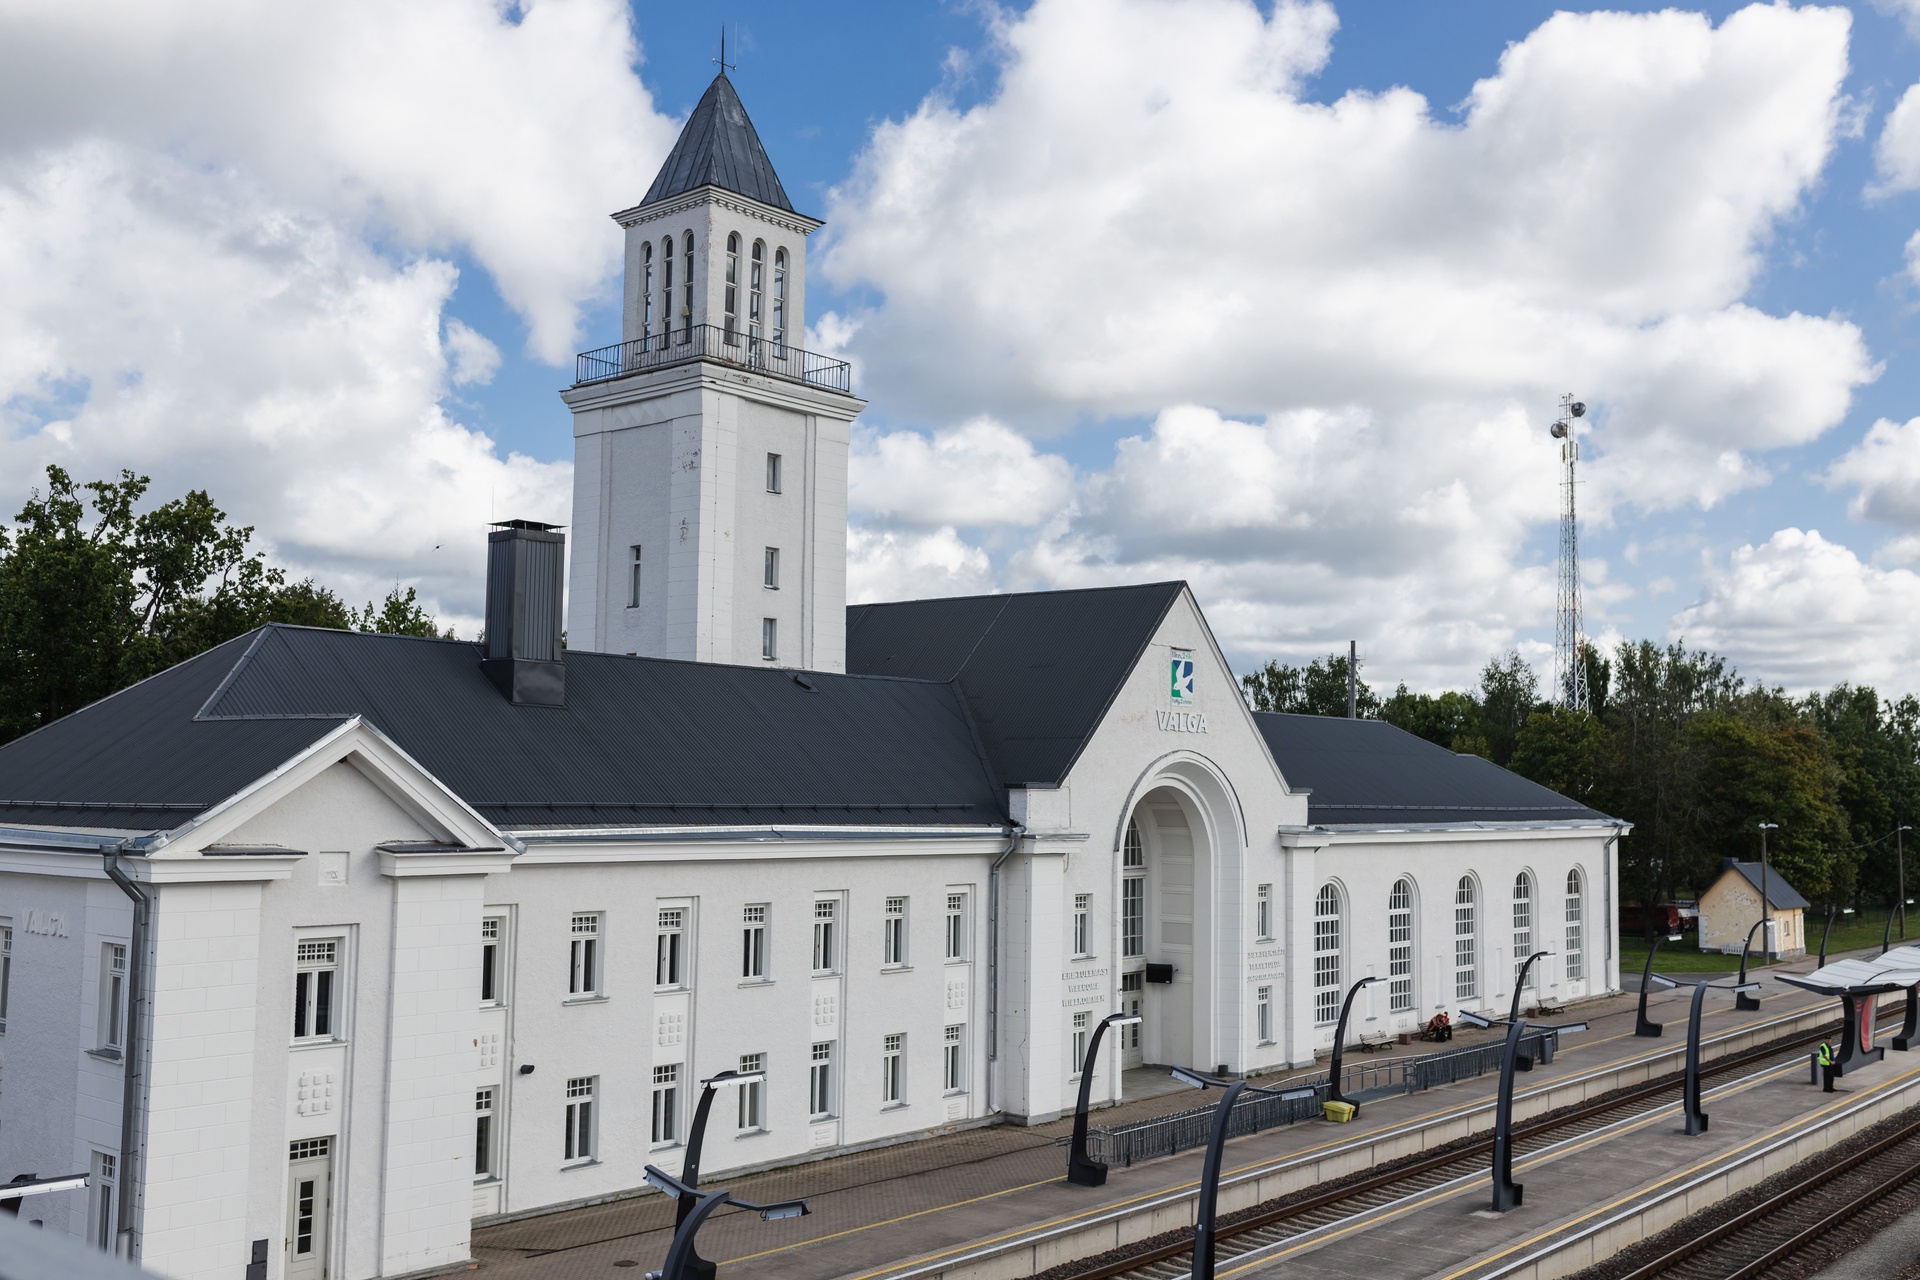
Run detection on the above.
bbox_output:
[1122,785,1214,1071]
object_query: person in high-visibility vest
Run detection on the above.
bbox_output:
[1817,1041,1836,1092]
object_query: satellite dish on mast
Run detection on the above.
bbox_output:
[1550,421,1569,439]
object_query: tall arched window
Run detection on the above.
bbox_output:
[682,232,695,339]
[642,242,654,346]
[1121,819,1144,958]
[1314,884,1342,1025]
[1454,876,1478,1001]
[723,233,739,341]
[1513,872,1534,990]
[772,248,787,355]
[661,238,674,344]
[1564,870,1584,982]
[749,240,765,345]
[1389,879,1414,1013]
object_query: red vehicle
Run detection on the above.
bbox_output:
[1620,903,1690,935]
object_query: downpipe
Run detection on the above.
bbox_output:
[986,824,1027,1116]
[102,844,150,1261]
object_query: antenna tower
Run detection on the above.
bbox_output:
[1550,393,1590,713]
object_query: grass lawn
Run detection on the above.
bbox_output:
[1619,906,1920,974]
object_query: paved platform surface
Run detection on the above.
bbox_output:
[469,954,1866,1280]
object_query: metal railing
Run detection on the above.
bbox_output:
[573,325,853,394]
[1087,1029,1558,1169]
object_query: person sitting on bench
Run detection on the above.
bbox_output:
[1425,1012,1452,1042]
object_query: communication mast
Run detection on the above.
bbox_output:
[1550,394,1590,713]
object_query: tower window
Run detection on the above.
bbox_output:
[764,547,779,590]
[766,452,782,494]
[750,240,764,344]
[661,237,674,344]
[642,242,654,346]
[724,233,739,343]
[773,248,787,355]
[762,617,778,662]
[628,545,642,609]
[682,232,694,339]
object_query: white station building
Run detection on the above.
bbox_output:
[0,73,1626,1280]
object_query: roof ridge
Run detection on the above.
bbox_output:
[852,580,1189,613]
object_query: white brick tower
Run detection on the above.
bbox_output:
[562,72,862,671]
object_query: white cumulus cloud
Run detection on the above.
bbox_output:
[850,418,1075,527]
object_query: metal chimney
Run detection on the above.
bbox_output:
[481,520,566,707]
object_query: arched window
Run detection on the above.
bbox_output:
[682,232,695,339]
[642,241,654,345]
[661,238,674,343]
[1314,884,1342,1025]
[1121,819,1144,958]
[1389,879,1414,1013]
[749,240,765,345]
[1564,870,1584,982]
[724,233,739,341]
[1454,876,1478,1001]
[772,248,787,355]
[1513,872,1534,990]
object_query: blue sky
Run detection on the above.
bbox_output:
[8,0,1920,694]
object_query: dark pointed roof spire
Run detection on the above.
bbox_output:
[640,72,795,214]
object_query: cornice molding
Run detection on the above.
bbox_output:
[612,186,823,236]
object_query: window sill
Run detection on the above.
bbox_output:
[563,995,610,1006]
[735,1127,769,1140]
[739,978,774,988]
[944,958,969,967]
[811,971,839,979]
[881,964,912,974]
[561,1159,601,1172]
[1071,955,1096,962]
[474,1175,501,1186]
[85,1047,122,1063]
[808,1115,836,1125]
[653,986,690,996]
[881,1101,910,1112]
[291,1037,346,1051]
[943,1089,968,1098]
[650,1141,682,1153]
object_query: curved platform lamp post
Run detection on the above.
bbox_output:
[1509,951,1554,1024]
[1646,976,1759,1134]
[1636,935,1682,1037]
[1456,1009,1589,1212]
[1067,1012,1143,1186]
[1819,906,1854,969]
[642,1166,807,1280]
[658,1069,767,1280]
[1168,1066,1318,1280]
[1735,920,1766,1011]
[1327,976,1383,1116]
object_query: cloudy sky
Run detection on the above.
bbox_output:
[9,0,1920,696]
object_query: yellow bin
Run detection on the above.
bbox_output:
[1322,1100,1356,1123]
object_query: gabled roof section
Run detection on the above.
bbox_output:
[845,583,1187,788]
[0,626,1008,832]
[1253,713,1613,827]
[1718,860,1811,911]
[640,73,795,214]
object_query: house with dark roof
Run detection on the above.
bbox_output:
[0,72,1627,1280]
[1699,860,1811,958]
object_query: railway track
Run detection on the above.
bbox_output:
[1060,1023,1841,1280]
[1612,1107,1920,1280]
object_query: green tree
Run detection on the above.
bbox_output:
[1510,707,1615,809]
[354,585,452,639]
[1241,652,1378,717]
[1476,650,1542,766]
[1687,712,1853,905]
[1379,685,1482,750]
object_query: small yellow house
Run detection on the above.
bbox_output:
[1699,860,1809,958]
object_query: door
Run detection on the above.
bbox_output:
[286,1138,333,1280]
[1120,971,1144,1070]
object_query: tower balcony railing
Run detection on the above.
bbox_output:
[573,324,852,394]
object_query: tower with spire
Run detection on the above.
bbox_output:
[562,71,862,670]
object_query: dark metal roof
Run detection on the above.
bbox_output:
[846,583,1186,788]
[0,626,1007,833]
[640,73,795,213]
[1720,861,1811,911]
[1253,713,1614,826]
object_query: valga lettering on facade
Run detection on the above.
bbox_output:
[1158,710,1209,733]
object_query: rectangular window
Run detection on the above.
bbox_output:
[475,1088,497,1179]
[764,546,780,590]
[570,914,600,997]
[564,1076,597,1162]
[766,452,783,494]
[813,900,837,973]
[944,893,966,962]
[1255,884,1273,941]
[737,1053,765,1130]
[293,940,338,1040]
[628,545,643,609]
[656,908,684,988]
[881,1034,904,1105]
[1121,971,1143,1048]
[742,904,767,979]
[0,920,12,1031]
[1256,986,1274,1044]
[1566,891,1584,982]
[883,897,907,967]
[1071,1011,1090,1073]
[943,1025,964,1092]
[481,916,504,1005]
[1072,893,1091,957]
[1122,876,1145,958]
[90,1151,116,1251]
[762,617,778,662]
[98,942,127,1052]
[651,1064,680,1144]
[809,1042,834,1118]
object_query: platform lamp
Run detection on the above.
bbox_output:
[1167,1067,1318,1280]
[658,1069,769,1280]
[1509,950,1554,1024]
[1326,976,1383,1116]
[642,1166,807,1280]
[1734,919,1767,1011]
[1818,905,1854,969]
[1757,822,1779,961]
[1067,1012,1143,1186]
[1455,1009,1589,1212]
[1636,934,1682,1037]
[1646,976,1758,1134]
